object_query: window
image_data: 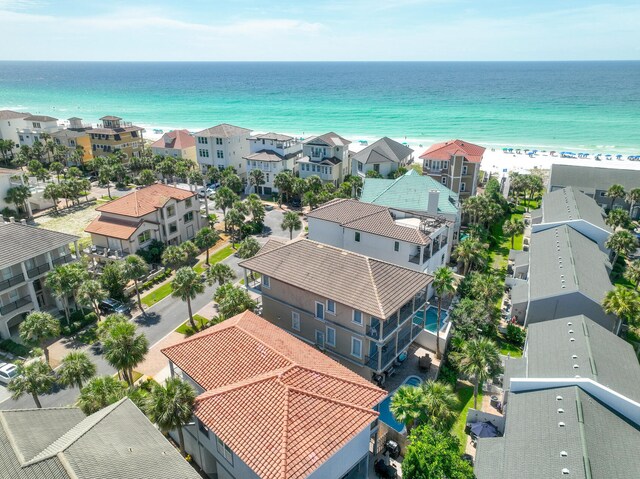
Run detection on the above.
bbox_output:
[216,150,224,159]
[599,191,607,197]
[394,241,399,252]
[291,311,300,331]
[315,302,325,320]
[266,173,270,183]
[137,230,151,244]
[353,310,363,325]
[198,421,210,438]
[441,177,447,185]
[32,122,41,128]
[351,337,362,358]
[315,330,325,348]
[199,148,210,158]
[357,161,363,172]
[185,198,192,208]
[326,327,336,347]
[462,165,468,175]
[216,138,223,145]
[327,299,336,314]
[262,275,270,289]
[168,222,177,234]
[183,211,194,223]
[355,232,361,242]
[216,437,233,464]
[197,136,208,144]
[460,182,466,192]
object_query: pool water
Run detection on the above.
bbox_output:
[378,376,422,433]
[414,307,448,333]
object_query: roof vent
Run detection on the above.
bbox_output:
[570,338,575,342]
[575,375,581,378]
[568,330,573,334]
[556,396,563,401]
[558,408,564,413]
[562,468,570,475]
[572,355,578,359]
[561,451,568,457]
[573,364,579,369]
[558,422,566,427]
[567,321,572,326]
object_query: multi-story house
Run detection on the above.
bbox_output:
[307,199,453,296]
[239,239,435,380]
[244,133,303,194]
[50,128,93,163]
[0,110,31,153]
[88,115,145,160]
[162,310,387,479]
[351,137,414,179]
[298,132,351,185]
[150,129,196,163]
[17,115,61,147]
[194,123,251,176]
[420,139,485,199]
[0,221,78,338]
[85,184,201,260]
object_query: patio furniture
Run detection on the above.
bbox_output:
[470,421,499,438]
[374,459,397,478]
[384,440,401,459]
[419,355,432,372]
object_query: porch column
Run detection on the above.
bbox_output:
[243,269,248,289]
[73,240,80,258]
[27,281,39,311]
[0,320,10,340]
[45,252,54,269]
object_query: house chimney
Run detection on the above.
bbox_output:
[9,217,14,223]
[20,219,27,225]
[427,190,440,216]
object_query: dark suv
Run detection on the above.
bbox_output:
[99,298,131,315]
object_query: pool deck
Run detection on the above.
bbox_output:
[382,343,441,392]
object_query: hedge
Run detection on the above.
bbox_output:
[0,339,31,358]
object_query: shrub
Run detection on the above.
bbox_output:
[83,312,99,325]
[136,239,166,265]
[505,323,526,347]
[0,339,31,358]
[437,362,458,387]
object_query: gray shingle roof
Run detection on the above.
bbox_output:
[243,149,286,162]
[0,223,78,269]
[542,187,610,232]
[250,132,294,141]
[0,110,31,120]
[239,239,432,319]
[23,115,58,122]
[195,123,252,138]
[351,137,413,165]
[549,164,640,193]
[303,132,351,147]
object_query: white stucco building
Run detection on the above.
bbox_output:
[194,124,252,177]
[244,133,303,194]
[17,115,61,147]
[297,132,351,185]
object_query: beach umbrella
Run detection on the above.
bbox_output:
[470,421,499,438]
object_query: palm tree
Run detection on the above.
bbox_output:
[605,230,638,270]
[49,161,64,182]
[602,285,640,330]
[18,311,60,365]
[195,227,220,265]
[606,184,626,211]
[502,218,525,248]
[273,171,294,206]
[122,254,149,312]
[281,211,302,240]
[103,322,149,387]
[390,385,425,434]
[245,193,266,225]
[171,267,204,331]
[213,283,257,318]
[5,185,32,217]
[7,360,56,408]
[421,380,459,430]
[249,169,265,194]
[213,186,238,232]
[626,188,640,217]
[452,337,502,409]
[606,208,631,230]
[225,208,245,246]
[454,238,486,275]
[96,313,128,339]
[77,376,127,414]
[138,168,156,186]
[99,166,113,198]
[145,377,196,456]
[624,260,640,291]
[58,351,96,390]
[236,237,261,259]
[45,266,73,324]
[206,263,236,287]
[432,267,455,359]
[77,279,107,317]
[43,182,62,213]
[162,245,187,270]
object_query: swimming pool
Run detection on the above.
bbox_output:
[414,307,448,334]
[378,375,422,433]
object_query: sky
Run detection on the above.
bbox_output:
[0,0,639,61]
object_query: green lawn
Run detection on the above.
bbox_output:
[451,383,482,451]
[498,339,523,358]
[141,282,173,307]
[175,314,209,335]
[194,244,234,273]
[488,208,525,269]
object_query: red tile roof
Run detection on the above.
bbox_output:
[419,139,486,163]
[84,216,141,239]
[162,311,386,479]
[96,184,195,218]
[150,129,195,151]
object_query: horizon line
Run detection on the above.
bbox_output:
[0,59,639,63]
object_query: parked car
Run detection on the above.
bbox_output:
[99,298,131,315]
[0,363,18,385]
[290,198,302,208]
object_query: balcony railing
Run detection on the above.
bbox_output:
[27,263,50,278]
[0,273,25,292]
[409,253,421,265]
[52,254,72,266]
[367,318,381,340]
[380,343,397,370]
[397,325,412,351]
[366,353,379,370]
[1,296,32,315]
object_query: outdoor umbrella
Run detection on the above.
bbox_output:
[470,421,499,438]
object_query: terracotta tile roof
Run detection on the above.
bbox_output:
[240,239,432,319]
[96,184,195,218]
[162,311,385,479]
[419,139,485,163]
[150,129,195,150]
[195,123,252,138]
[85,217,142,239]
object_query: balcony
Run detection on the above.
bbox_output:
[382,314,398,340]
[380,340,397,370]
[52,254,73,266]
[397,323,412,351]
[366,317,381,340]
[0,273,25,292]
[1,296,32,315]
[85,245,129,260]
[409,253,422,265]
[27,263,50,278]
[366,353,379,370]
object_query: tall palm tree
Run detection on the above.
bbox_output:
[606,184,626,211]
[162,245,187,270]
[7,360,56,408]
[602,285,640,330]
[96,313,128,339]
[281,211,302,240]
[225,208,245,246]
[58,351,97,390]
[432,267,455,359]
[624,260,640,291]
[273,171,294,206]
[77,279,107,317]
[145,377,196,456]
[454,238,486,276]
[213,283,257,318]
[421,380,459,430]
[43,182,62,213]
[194,227,220,265]
[171,267,205,331]
[77,375,127,414]
[236,237,261,259]
[390,385,425,434]
[606,208,631,230]
[5,185,32,217]
[605,230,638,270]
[213,186,238,232]
[249,169,265,194]
[626,188,640,217]
[103,322,149,387]
[45,266,73,324]
[452,337,502,409]
[18,311,60,365]
[122,254,149,312]
[245,193,266,225]
[502,218,525,248]
[205,263,236,287]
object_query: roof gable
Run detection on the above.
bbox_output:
[352,137,413,165]
[95,184,195,218]
[195,123,251,138]
[420,139,485,163]
[542,187,610,232]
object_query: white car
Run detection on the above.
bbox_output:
[0,363,18,385]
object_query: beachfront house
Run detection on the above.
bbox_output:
[307,198,453,292]
[298,132,351,186]
[420,139,485,199]
[161,310,387,479]
[244,133,303,195]
[0,110,31,153]
[85,183,201,260]
[50,128,93,163]
[88,115,145,160]
[150,129,196,163]
[194,123,252,177]
[239,239,445,380]
[17,115,61,147]
[0,221,78,339]
[351,137,414,179]
[549,164,640,218]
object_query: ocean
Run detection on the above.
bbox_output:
[1,61,639,154]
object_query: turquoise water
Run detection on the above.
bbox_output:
[379,376,423,433]
[414,307,448,333]
[1,61,639,153]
